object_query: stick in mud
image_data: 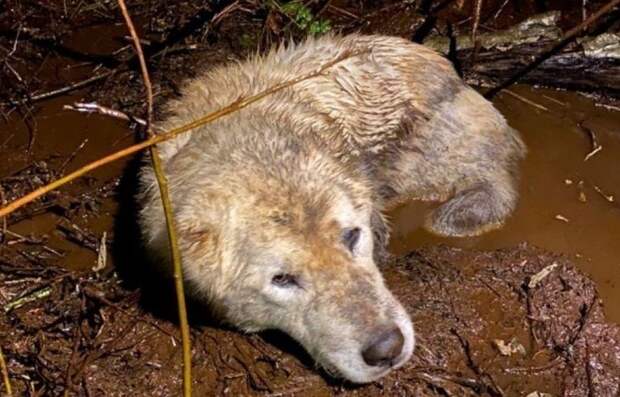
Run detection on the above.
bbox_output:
[3,286,52,313]
[57,138,89,176]
[64,102,147,126]
[0,346,12,397]
[503,90,549,112]
[2,3,235,109]
[579,122,603,162]
[593,185,615,203]
[116,1,193,395]
[470,0,484,61]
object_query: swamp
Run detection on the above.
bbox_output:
[1,0,619,395]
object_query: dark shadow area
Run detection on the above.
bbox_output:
[112,152,218,327]
[112,153,174,316]
[259,329,366,390]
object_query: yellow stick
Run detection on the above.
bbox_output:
[117,1,193,395]
[0,346,13,397]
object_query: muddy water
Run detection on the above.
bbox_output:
[0,21,138,269]
[388,85,620,322]
[2,95,131,271]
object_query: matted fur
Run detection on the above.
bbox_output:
[137,34,525,383]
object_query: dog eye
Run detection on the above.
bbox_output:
[271,273,298,287]
[342,227,361,253]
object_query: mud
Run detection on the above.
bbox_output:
[2,245,619,396]
[2,0,620,395]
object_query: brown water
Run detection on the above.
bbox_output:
[2,95,131,271]
[389,85,620,322]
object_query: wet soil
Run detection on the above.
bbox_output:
[2,0,620,395]
[2,245,619,396]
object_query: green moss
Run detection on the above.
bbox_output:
[278,1,332,35]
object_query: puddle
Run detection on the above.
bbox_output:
[388,85,620,323]
[63,23,130,56]
[2,94,131,271]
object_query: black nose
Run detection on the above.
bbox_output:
[362,326,404,367]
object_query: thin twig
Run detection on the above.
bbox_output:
[593,184,615,202]
[0,49,366,219]
[504,90,549,112]
[584,145,602,161]
[413,370,489,393]
[4,286,52,312]
[579,122,603,161]
[471,0,484,52]
[0,346,12,397]
[542,94,568,107]
[1,229,64,256]
[63,326,81,395]
[64,102,146,126]
[8,71,115,105]
[211,1,241,25]
[451,329,504,397]
[485,0,620,98]
[8,25,21,57]
[117,1,192,395]
[493,0,510,19]
[58,138,89,175]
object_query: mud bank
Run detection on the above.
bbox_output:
[1,245,619,396]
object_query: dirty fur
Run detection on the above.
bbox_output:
[137,34,525,383]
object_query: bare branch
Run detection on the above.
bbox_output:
[116,0,192,395]
[0,346,12,397]
[64,102,146,126]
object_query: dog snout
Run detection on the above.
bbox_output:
[361,326,404,367]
